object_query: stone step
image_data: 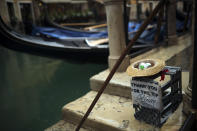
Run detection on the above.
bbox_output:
[90,69,131,98]
[62,91,186,131]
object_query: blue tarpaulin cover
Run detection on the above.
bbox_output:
[32,20,186,43]
[32,26,108,39]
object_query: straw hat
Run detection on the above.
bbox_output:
[127,59,165,77]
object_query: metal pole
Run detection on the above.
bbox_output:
[183,3,192,32]
[166,0,177,45]
[75,0,166,130]
[192,0,197,108]
[154,6,164,44]
[137,0,140,21]
[179,112,196,131]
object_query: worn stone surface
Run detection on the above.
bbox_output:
[45,120,93,131]
[130,34,191,66]
[183,94,192,116]
[62,91,186,131]
[166,43,193,71]
[90,69,131,98]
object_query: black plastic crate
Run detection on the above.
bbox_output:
[131,66,182,127]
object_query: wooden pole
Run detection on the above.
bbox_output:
[166,0,177,45]
[154,6,164,44]
[183,3,192,32]
[75,0,166,130]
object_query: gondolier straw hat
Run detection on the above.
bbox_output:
[127,59,165,77]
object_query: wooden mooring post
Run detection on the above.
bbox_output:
[166,0,177,45]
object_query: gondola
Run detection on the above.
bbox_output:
[0,8,189,59]
[0,11,159,59]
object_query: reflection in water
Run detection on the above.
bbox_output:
[0,45,107,131]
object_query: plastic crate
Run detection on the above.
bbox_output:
[131,66,182,127]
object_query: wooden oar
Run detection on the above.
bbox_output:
[86,25,155,46]
[60,22,95,26]
[84,23,107,31]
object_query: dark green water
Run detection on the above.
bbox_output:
[0,45,107,131]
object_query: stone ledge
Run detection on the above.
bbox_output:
[90,70,131,98]
[130,33,192,66]
[90,69,189,98]
[62,91,186,131]
[90,33,191,98]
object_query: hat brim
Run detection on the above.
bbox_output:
[127,59,165,77]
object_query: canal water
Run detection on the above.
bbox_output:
[0,45,107,131]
